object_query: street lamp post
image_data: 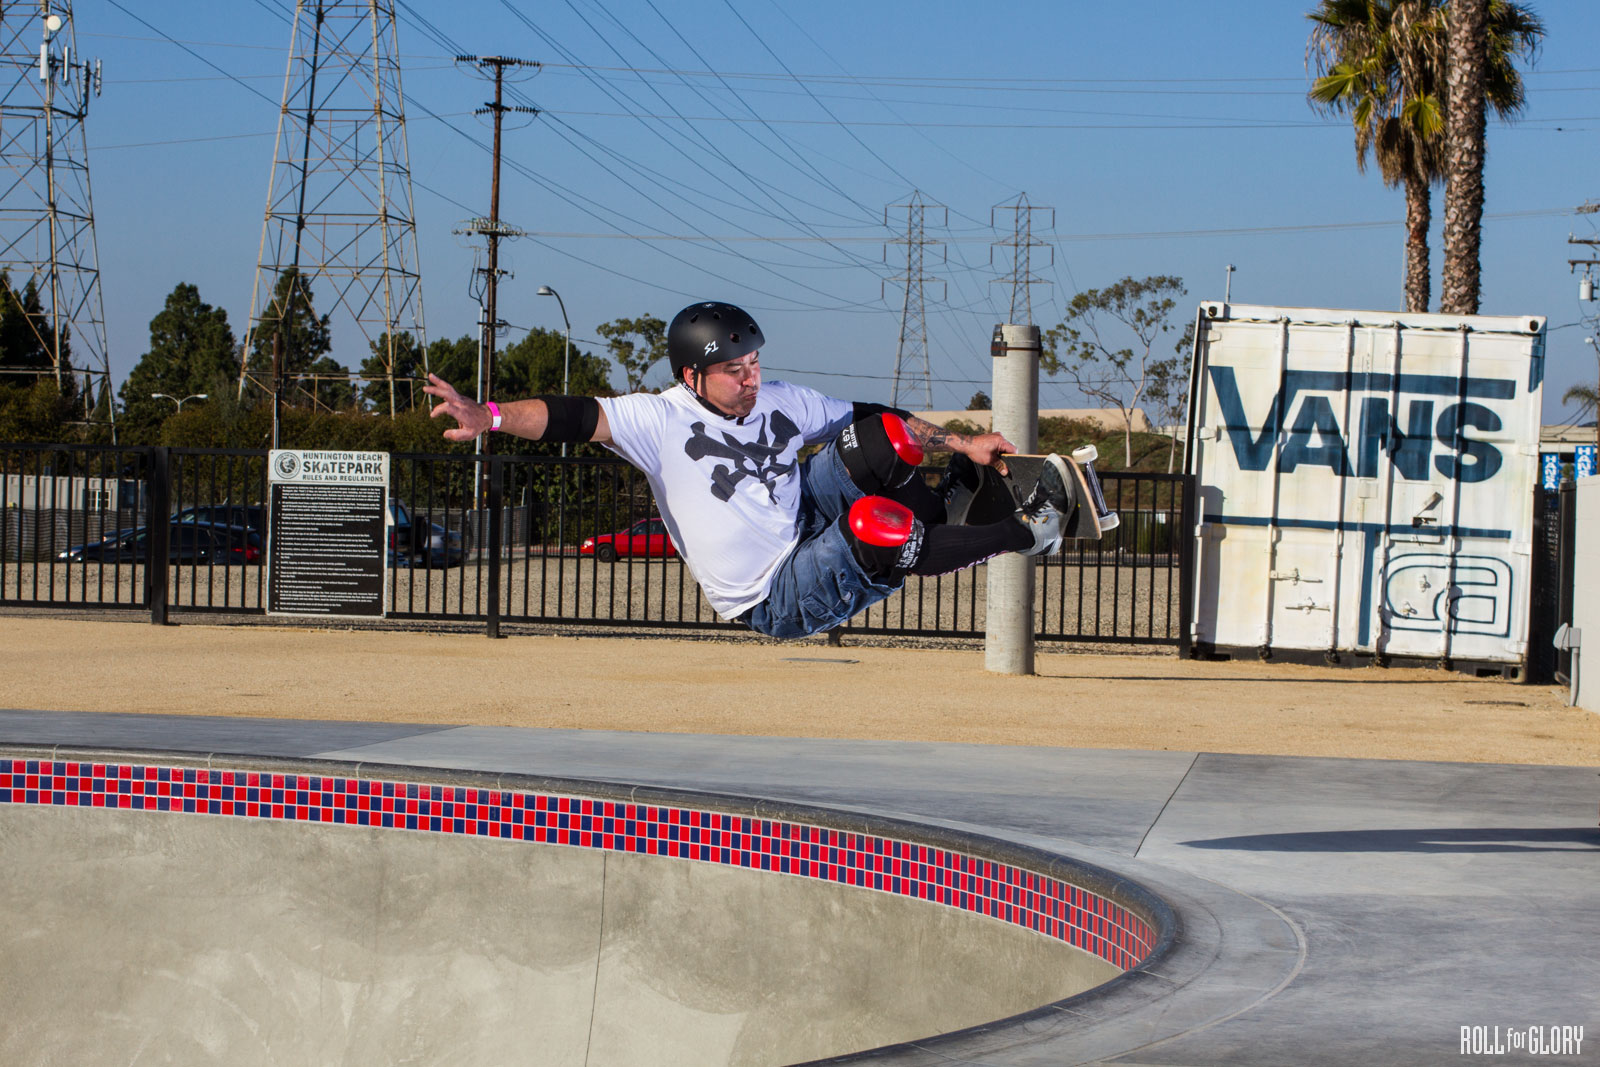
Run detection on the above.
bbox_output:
[537,285,572,454]
[537,285,574,565]
[151,392,207,412]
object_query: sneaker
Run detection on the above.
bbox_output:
[936,453,983,525]
[1014,454,1076,556]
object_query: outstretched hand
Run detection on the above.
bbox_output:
[423,373,487,442]
[963,431,1015,476]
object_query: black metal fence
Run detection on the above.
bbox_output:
[2,444,1195,648]
[1528,482,1577,685]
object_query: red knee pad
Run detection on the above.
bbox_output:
[840,413,924,492]
[881,415,924,468]
[848,495,916,547]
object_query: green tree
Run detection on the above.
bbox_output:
[423,335,481,397]
[495,325,613,398]
[596,315,667,393]
[359,330,427,415]
[118,282,239,443]
[967,390,992,411]
[1144,355,1189,474]
[1307,0,1541,314]
[1440,0,1542,314]
[294,355,356,412]
[0,378,77,443]
[1309,0,1447,313]
[248,267,332,395]
[1042,275,1184,468]
[1564,383,1599,445]
[0,272,67,388]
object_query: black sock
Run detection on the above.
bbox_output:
[906,519,1030,576]
[881,472,946,524]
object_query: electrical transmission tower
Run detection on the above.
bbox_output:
[240,0,427,425]
[884,192,945,410]
[991,194,1053,325]
[0,2,113,434]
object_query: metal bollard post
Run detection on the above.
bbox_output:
[986,324,1039,675]
[148,447,171,626]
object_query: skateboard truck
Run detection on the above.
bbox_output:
[1070,445,1120,532]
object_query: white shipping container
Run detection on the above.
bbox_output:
[2,474,122,511]
[1185,303,1546,670]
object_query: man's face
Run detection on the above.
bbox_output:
[687,351,761,418]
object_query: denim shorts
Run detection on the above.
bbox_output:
[741,442,902,640]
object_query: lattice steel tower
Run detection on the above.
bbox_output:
[991,193,1052,325]
[884,192,945,409]
[0,2,112,429]
[241,0,426,416]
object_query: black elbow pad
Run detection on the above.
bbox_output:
[537,395,601,442]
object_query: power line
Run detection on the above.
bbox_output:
[481,205,1580,243]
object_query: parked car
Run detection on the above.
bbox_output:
[171,504,266,535]
[385,499,420,559]
[581,518,677,563]
[56,521,258,565]
[200,522,263,565]
[388,519,464,568]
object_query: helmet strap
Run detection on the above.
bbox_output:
[684,367,745,424]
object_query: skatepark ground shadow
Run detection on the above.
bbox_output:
[1179,827,1600,853]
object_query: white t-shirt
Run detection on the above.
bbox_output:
[598,381,853,619]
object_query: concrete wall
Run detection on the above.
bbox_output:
[0,805,1120,1066]
[918,408,1152,433]
[1573,477,1600,713]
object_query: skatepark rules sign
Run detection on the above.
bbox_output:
[267,450,389,619]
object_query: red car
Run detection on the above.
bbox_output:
[581,517,678,562]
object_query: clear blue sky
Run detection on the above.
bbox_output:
[72,0,1600,422]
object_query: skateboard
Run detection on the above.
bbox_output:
[951,446,1119,538]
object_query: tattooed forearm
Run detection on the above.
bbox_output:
[904,416,967,453]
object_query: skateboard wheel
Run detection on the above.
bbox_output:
[1071,445,1098,465]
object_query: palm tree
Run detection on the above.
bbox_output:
[1309,0,1447,314]
[1441,0,1544,314]
[1563,384,1599,445]
[1307,1,1542,315]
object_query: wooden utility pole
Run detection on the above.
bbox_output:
[455,55,535,514]
[457,56,536,436]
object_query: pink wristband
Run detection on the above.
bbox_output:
[485,401,503,431]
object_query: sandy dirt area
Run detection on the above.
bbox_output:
[4,613,1597,768]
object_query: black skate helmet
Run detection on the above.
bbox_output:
[667,301,763,381]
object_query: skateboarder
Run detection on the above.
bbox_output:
[424,300,1099,639]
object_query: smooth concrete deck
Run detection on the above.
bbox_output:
[2,709,1597,1066]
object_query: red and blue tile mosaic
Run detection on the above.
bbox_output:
[1,757,1156,970]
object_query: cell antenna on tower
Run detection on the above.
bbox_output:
[240,0,427,428]
[0,3,115,437]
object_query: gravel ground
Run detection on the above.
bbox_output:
[5,552,1179,642]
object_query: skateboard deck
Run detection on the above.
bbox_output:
[961,451,1119,538]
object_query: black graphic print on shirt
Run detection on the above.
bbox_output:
[683,411,802,502]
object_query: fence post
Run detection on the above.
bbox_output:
[486,455,504,639]
[1555,480,1577,682]
[1177,473,1197,658]
[986,323,1040,675]
[148,447,171,625]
